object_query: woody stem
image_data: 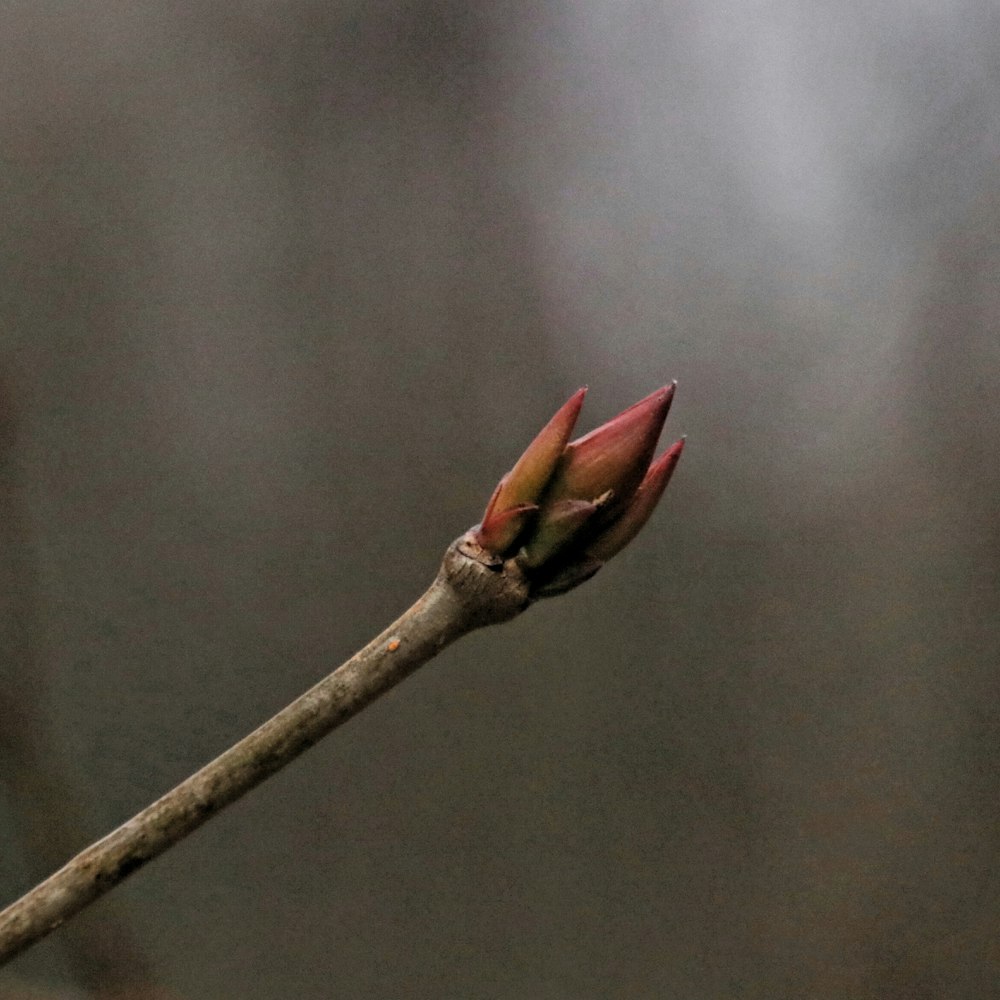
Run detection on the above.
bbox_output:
[0,533,531,966]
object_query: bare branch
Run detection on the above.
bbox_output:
[0,534,531,965]
[0,383,683,966]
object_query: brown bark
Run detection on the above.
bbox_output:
[0,532,531,965]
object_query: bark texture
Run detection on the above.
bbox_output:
[0,532,531,966]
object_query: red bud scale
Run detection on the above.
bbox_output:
[473,384,683,597]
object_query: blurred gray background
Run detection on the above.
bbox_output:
[2,2,999,998]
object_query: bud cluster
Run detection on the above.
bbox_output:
[472,385,684,598]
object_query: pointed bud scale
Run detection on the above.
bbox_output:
[502,387,586,508]
[476,501,538,554]
[474,388,586,554]
[544,384,675,512]
[584,437,685,561]
[478,475,505,528]
[519,498,602,569]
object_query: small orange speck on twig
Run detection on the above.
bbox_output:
[387,639,400,652]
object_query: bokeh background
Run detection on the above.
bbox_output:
[2,2,999,997]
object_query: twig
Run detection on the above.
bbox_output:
[0,534,531,966]
[0,382,684,967]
